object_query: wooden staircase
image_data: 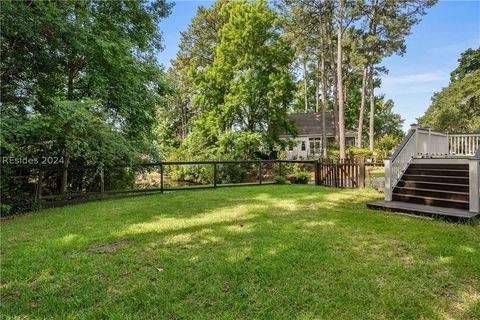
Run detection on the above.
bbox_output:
[368,126,480,220]
[368,159,479,221]
[393,163,469,211]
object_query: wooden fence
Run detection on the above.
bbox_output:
[4,159,381,208]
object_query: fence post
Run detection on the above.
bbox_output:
[213,162,217,188]
[36,170,43,208]
[160,163,164,193]
[359,158,365,188]
[384,158,392,201]
[469,159,479,213]
[259,160,263,184]
[279,161,283,177]
[314,160,319,186]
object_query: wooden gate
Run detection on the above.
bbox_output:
[317,159,365,188]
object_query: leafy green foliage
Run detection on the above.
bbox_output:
[273,175,289,184]
[376,135,400,158]
[0,0,172,213]
[419,48,480,132]
[189,1,296,156]
[450,47,480,82]
[346,147,374,160]
[294,171,310,184]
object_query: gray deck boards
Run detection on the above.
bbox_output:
[367,200,479,220]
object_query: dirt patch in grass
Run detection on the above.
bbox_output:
[86,239,131,254]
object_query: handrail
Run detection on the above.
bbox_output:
[391,128,416,162]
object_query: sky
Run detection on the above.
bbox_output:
[157,0,480,132]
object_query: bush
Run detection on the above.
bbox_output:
[295,171,310,184]
[273,176,288,184]
[0,204,12,217]
[346,146,374,160]
[376,135,400,158]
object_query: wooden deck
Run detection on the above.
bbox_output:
[367,200,479,221]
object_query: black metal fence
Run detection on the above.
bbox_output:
[3,159,383,210]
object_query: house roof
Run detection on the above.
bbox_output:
[281,112,356,137]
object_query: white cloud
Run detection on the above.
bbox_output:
[382,72,446,85]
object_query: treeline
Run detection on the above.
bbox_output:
[1,0,437,213]
[1,0,173,213]
[162,0,436,161]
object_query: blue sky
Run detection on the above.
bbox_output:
[157,0,480,131]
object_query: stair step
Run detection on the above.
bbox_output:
[404,168,469,177]
[396,180,470,193]
[401,174,469,185]
[408,163,469,170]
[392,193,469,210]
[393,187,469,201]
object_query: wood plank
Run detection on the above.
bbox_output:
[367,200,478,220]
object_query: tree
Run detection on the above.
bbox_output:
[167,1,230,140]
[360,0,437,151]
[191,1,296,155]
[1,0,171,203]
[336,0,347,159]
[419,70,480,132]
[419,47,480,132]
[450,47,480,82]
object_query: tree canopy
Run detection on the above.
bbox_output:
[1,0,172,165]
[419,47,480,132]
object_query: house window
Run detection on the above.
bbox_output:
[309,138,321,155]
[301,141,306,151]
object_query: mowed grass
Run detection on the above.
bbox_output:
[1,185,479,319]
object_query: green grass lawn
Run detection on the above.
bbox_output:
[1,185,479,319]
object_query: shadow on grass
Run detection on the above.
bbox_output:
[2,185,479,319]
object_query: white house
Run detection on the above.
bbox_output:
[280,112,357,159]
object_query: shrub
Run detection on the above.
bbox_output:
[346,146,374,160]
[0,204,12,217]
[273,176,288,184]
[376,135,400,158]
[295,171,310,184]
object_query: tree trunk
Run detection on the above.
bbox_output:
[303,57,308,112]
[367,0,378,151]
[337,0,346,160]
[368,64,375,151]
[315,61,320,113]
[327,23,339,143]
[62,66,75,194]
[319,18,328,158]
[60,156,69,194]
[357,66,368,147]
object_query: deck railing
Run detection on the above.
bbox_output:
[449,133,480,156]
[384,126,417,201]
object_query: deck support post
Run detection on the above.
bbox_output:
[384,158,392,201]
[469,159,480,213]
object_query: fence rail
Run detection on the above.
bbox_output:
[4,159,373,209]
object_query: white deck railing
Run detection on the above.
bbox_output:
[449,133,480,156]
